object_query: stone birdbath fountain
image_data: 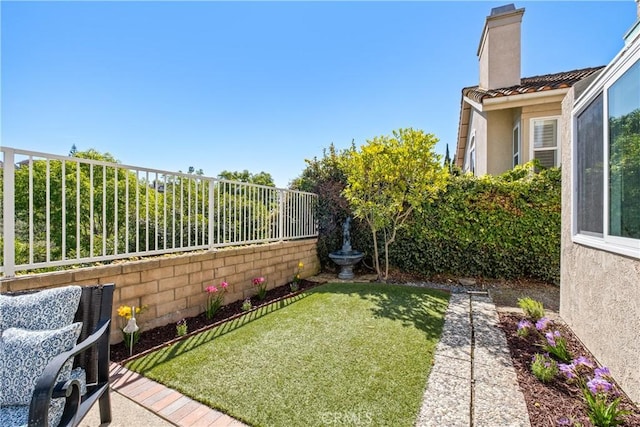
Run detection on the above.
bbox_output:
[328,217,364,280]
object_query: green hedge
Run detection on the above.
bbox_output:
[388,166,561,284]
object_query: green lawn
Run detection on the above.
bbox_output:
[126,283,449,427]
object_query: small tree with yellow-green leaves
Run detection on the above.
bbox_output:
[340,128,448,280]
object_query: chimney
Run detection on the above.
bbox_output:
[477,4,525,90]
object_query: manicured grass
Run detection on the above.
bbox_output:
[126,283,449,426]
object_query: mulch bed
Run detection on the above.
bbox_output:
[110,279,318,363]
[110,279,640,425]
[498,312,640,426]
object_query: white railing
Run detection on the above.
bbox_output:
[0,147,317,277]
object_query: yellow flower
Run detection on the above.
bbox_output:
[117,305,143,320]
[117,306,131,319]
[298,261,304,269]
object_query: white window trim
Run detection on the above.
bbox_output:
[513,122,520,168]
[529,116,561,167]
[465,130,476,174]
[571,36,640,259]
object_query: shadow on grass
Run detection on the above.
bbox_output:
[128,282,450,374]
[127,292,309,374]
[307,283,449,342]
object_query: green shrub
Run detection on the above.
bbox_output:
[290,144,371,270]
[518,297,545,321]
[388,163,561,283]
[531,353,558,383]
[294,147,560,284]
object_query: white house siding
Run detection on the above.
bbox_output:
[560,87,640,404]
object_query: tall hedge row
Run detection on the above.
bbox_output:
[388,166,561,283]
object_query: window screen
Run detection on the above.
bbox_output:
[576,93,604,237]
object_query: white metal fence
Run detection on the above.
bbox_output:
[0,147,318,277]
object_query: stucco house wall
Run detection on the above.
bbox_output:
[455,4,601,176]
[560,87,640,404]
[486,109,515,174]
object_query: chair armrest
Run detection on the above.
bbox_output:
[28,319,111,426]
[54,379,82,427]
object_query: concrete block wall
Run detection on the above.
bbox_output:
[1,239,320,343]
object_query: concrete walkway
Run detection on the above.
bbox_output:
[84,290,529,426]
[416,292,530,427]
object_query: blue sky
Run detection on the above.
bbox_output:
[1,1,636,188]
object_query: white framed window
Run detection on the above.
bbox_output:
[512,123,520,168]
[467,135,476,175]
[572,38,640,258]
[531,117,560,168]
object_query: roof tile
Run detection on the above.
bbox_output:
[463,66,605,102]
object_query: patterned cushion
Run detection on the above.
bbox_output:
[0,399,65,427]
[0,323,82,406]
[69,367,87,396]
[0,286,82,333]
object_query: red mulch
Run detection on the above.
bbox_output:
[498,312,640,426]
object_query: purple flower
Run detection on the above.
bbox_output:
[558,363,576,379]
[517,319,533,331]
[535,317,550,331]
[545,331,560,347]
[556,417,571,426]
[594,366,611,378]
[573,356,594,369]
[587,377,613,394]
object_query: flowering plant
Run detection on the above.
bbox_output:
[291,262,304,292]
[176,319,188,337]
[530,353,558,383]
[205,281,229,319]
[516,315,573,363]
[252,276,267,300]
[581,367,630,426]
[117,305,146,349]
[542,330,572,363]
[517,300,630,426]
[242,298,253,312]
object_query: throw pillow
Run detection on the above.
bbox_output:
[0,286,81,333]
[0,322,82,406]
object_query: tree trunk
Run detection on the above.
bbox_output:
[371,227,381,280]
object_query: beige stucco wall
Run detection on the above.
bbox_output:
[560,88,640,404]
[478,8,523,90]
[1,239,320,343]
[469,100,563,177]
[486,109,515,174]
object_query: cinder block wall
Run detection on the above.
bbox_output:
[1,239,319,343]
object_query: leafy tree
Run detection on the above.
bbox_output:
[444,143,452,171]
[186,166,204,175]
[218,170,275,187]
[290,144,371,270]
[340,128,448,280]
